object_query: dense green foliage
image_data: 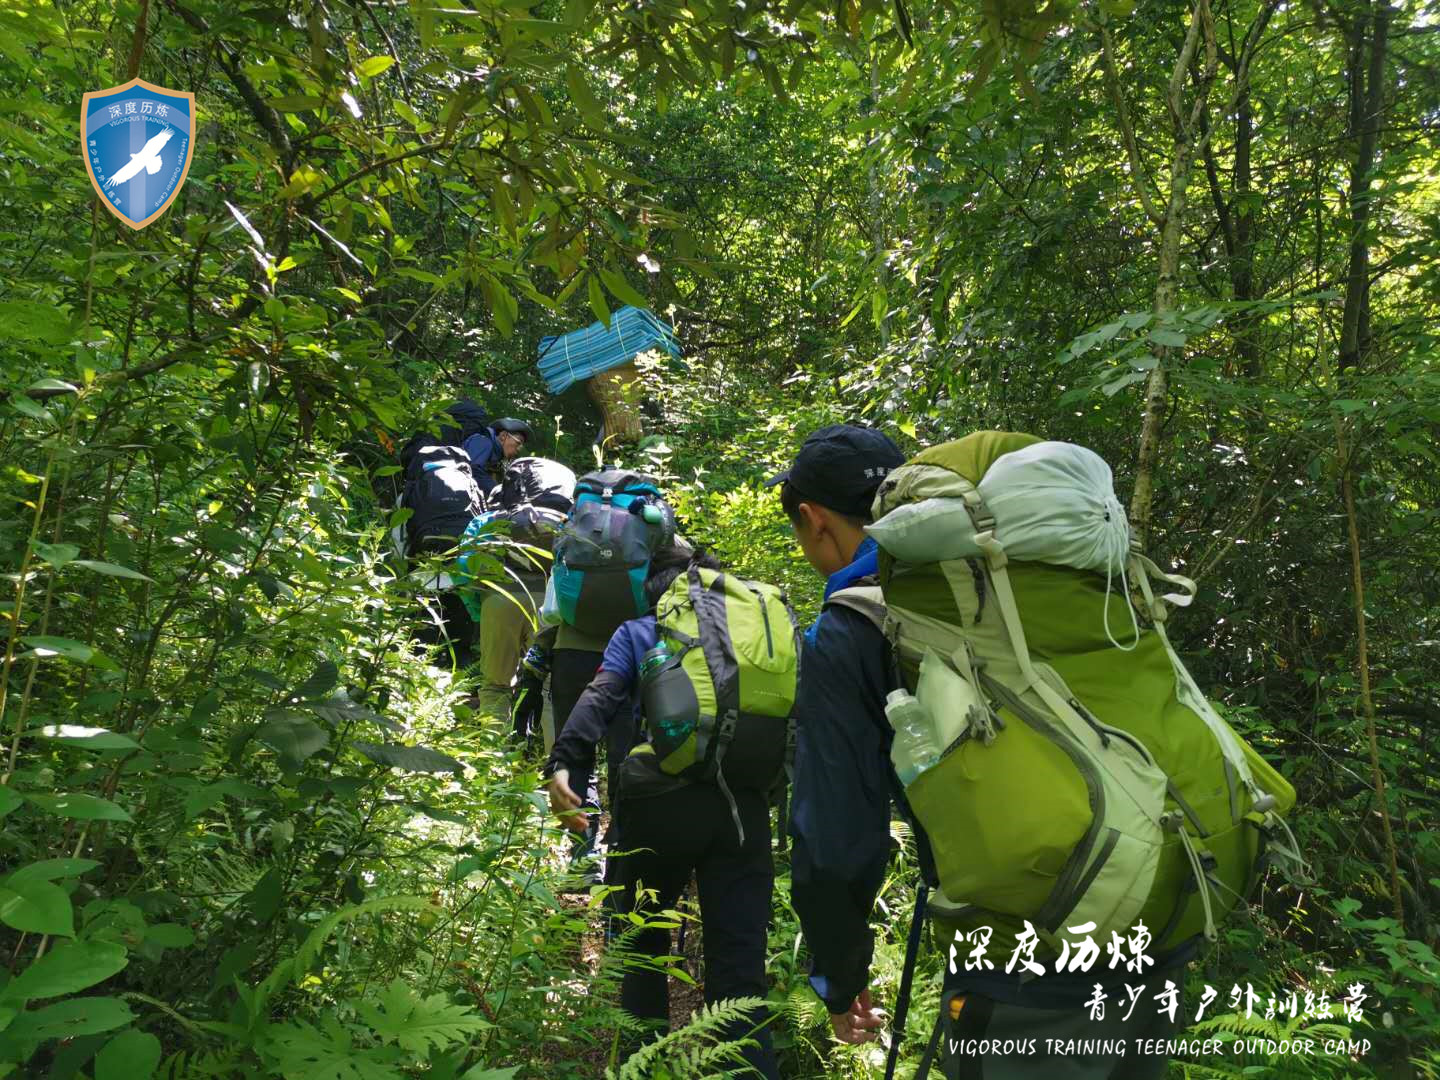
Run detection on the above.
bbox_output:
[1,0,1438,1075]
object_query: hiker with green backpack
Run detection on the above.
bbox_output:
[773,427,1302,1079]
[543,542,800,1079]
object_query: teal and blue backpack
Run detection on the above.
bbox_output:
[551,470,675,640]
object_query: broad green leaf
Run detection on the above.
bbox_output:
[32,725,141,750]
[144,923,195,949]
[357,55,396,78]
[268,94,324,112]
[292,660,340,699]
[8,393,53,421]
[1148,328,1187,348]
[184,779,269,819]
[598,267,646,309]
[24,792,132,822]
[0,300,72,344]
[244,868,284,922]
[0,878,74,936]
[27,378,78,395]
[256,711,329,768]
[70,559,151,580]
[565,64,606,128]
[94,1029,161,1080]
[262,1018,399,1080]
[32,541,79,567]
[0,786,21,820]
[507,18,567,38]
[448,846,502,881]
[352,740,463,774]
[394,267,444,286]
[587,274,610,327]
[5,858,100,883]
[21,636,104,664]
[2,941,127,1003]
[460,1068,520,1080]
[310,702,402,733]
[5,996,133,1040]
[1102,370,1150,396]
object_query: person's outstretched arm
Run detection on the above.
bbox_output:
[543,618,650,825]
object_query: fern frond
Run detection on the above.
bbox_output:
[358,977,490,1054]
[613,996,768,1079]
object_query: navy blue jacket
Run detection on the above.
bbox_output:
[789,540,1193,1015]
[789,539,900,1014]
[461,427,504,474]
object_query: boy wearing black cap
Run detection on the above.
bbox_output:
[764,424,907,1048]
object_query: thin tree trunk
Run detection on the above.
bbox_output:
[1338,0,1391,374]
[1104,0,1218,548]
[1336,420,1405,930]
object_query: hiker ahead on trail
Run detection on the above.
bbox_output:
[453,456,577,703]
[543,541,798,1080]
[462,416,534,494]
[395,402,538,663]
[526,470,678,878]
[775,427,1301,1080]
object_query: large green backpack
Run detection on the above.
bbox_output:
[633,561,800,843]
[853,432,1303,957]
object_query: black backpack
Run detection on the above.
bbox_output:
[499,457,577,516]
[397,399,490,475]
[403,444,485,557]
[490,458,577,563]
[398,400,491,556]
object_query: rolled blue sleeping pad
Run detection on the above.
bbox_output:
[536,305,682,395]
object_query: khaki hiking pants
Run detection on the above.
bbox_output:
[475,574,543,692]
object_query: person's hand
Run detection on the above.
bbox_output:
[547,768,589,834]
[829,988,884,1045]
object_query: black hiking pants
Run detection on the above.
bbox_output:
[614,783,778,1080]
[551,648,604,832]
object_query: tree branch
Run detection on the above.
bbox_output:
[1099,19,1166,229]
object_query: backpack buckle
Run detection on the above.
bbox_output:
[961,488,996,532]
[965,703,1001,745]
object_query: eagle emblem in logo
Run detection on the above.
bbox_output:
[82,77,195,230]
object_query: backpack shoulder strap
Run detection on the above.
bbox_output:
[819,576,942,890]
[822,578,887,632]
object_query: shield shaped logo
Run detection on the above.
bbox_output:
[82,78,195,230]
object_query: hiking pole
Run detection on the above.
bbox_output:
[884,883,929,1080]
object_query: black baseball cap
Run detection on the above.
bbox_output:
[764,424,906,518]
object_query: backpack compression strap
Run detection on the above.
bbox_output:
[686,564,747,845]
